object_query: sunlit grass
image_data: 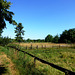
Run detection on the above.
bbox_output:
[0,44,75,75]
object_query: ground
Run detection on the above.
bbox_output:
[0,52,19,75]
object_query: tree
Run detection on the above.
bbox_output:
[45,34,53,42]
[68,28,75,43]
[59,30,68,43]
[26,38,31,42]
[0,0,17,30]
[53,35,59,43]
[59,28,75,43]
[15,23,25,43]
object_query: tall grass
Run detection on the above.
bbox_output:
[0,46,43,75]
[0,44,75,75]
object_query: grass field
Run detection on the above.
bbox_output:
[0,43,75,75]
[14,42,72,49]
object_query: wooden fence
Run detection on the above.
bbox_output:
[8,46,75,75]
[24,44,71,50]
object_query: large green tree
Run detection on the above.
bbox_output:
[0,0,17,30]
[53,35,59,43]
[45,34,53,42]
[15,23,25,43]
[59,28,75,43]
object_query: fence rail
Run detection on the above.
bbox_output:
[8,46,75,75]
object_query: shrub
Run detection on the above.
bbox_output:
[0,37,12,46]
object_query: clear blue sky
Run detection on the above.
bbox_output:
[2,0,75,39]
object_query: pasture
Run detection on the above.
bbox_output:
[7,43,75,75]
[15,42,72,49]
[0,43,75,75]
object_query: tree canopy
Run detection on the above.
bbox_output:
[15,23,25,43]
[53,35,59,43]
[59,28,75,43]
[0,0,17,30]
[45,34,53,42]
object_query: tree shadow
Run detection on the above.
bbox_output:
[0,66,7,75]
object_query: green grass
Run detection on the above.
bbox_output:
[0,44,75,75]
[0,46,43,75]
[27,47,75,73]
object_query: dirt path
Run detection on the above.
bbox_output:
[0,52,19,75]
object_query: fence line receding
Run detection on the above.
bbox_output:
[8,46,75,75]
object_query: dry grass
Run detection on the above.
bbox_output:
[0,52,19,75]
[15,42,70,48]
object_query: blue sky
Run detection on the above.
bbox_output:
[2,0,75,39]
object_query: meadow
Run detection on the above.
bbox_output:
[15,42,72,49]
[0,43,75,75]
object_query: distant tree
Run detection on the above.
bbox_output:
[59,28,75,43]
[45,34,53,42]
[26,38,31,42]
[53,35,59,43]
[40,39,45,42]
[15,23,25,43]
[68,28,75,43]
[0,0,17,30]
[37,39,41,42]
[59,30,68,43]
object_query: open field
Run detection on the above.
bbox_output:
[14,43,74,49]
[0,43,75,75]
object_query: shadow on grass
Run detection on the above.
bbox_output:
[0,66,7,75]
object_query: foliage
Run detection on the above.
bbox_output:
[0,0,17,30]
[0,37,12,46]
[25,39,45,43]
[45,34,53,42]
[59,28,75,43]
[15,23,25,43]
[26,38,31,42]
[53,35,59,43]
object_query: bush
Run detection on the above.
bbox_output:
[0,37,12,46]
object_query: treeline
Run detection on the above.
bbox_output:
[46,28,75,43]
[0,37,13,46]
[24,39,45,43]
[0,28,75,46]
[25,28,75,43]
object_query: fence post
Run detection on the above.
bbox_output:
[45,45,46,49]
[36,45,38,49]
[30,44,32,49]
[34,57,36,67]
[42,45,43,49]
